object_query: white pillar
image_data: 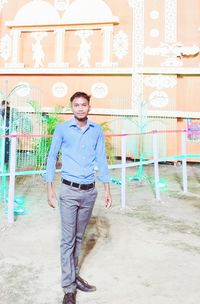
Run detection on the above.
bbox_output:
[162,0,181,66]
[96,26,117,67]
[153,132,161,201]
[165,0,177,44]
[121,132,126,209]
[8,134,17,225]
[6,30,24,68]
[49,29,69,68]
[130,0,145,111]
[181,131,188,193]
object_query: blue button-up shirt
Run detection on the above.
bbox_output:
[45,118,110,184]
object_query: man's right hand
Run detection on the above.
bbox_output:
[47,183,57,208]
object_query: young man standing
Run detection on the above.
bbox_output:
[46,92,112,304]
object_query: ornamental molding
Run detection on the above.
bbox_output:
[144,43,199,57]
[54,0,69,11]
[148,91,169,108]
[41,107,200,119]
[91,82,108,98]
[130,0,144,107]
[161,57,183,67]
[150,29,160,38]
[165,0,177,43]
[0,34,11,60]
[0,67,132,75]
[52,82,68,98]
[144,43,199,66]
[150,10,159,20]
[3,67,200,75]
[144,75,177,90]
[133,0,144,66]
[113,30,129,59]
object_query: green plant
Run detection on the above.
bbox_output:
[100,122,115,164]
[35,112,64,169]
[29,102,65,169]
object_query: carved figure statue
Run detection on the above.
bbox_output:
[76,30,93,68]
[31,32,47,68]
[78,40,91,67]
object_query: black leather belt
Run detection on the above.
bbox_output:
[62,178,95,190]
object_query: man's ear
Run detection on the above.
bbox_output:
[88,105,91,112]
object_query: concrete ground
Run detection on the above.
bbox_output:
[1,164,200,304]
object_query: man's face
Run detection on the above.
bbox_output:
[71,97,90,121]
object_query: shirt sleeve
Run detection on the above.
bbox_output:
[95,127,110,183]
[45,124,63,182]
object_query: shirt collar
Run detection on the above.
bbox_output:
[69,117,95,128]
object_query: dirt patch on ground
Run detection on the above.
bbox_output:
[0,164,200,304]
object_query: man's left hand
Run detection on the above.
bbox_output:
[105,191,112,208]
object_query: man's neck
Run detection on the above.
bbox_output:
[74,117,88,128]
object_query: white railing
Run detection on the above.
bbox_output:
[1,130,200,223]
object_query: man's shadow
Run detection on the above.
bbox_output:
[79,216,110,269]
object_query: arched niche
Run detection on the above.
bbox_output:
[62,0,118,24]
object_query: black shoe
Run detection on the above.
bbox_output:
[76,275,96,292]
[63,292,76,304]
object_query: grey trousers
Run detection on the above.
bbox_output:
[59,183,97,293]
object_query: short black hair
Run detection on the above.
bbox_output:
[1,100,6,106]
[70,92,91,103]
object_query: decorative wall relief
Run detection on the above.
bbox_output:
[133,0,144,66]
[113,30,128,59]
[144,75,177,90]
[163,0,179,66]
[76,30,93,67]
[149,91,169,108]
[132,0,145,110]
[144,43,199,67]
[150,10,159,20]
[180,45,200,56]
[165,0,177,44]
[54,0,69,11]
[150,29,160,38]
[31,32,48,68]
[91,83,108,98]
[0,34,11,61]
[52,82,68,98]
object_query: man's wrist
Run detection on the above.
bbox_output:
[47,182,53,190]
[104,183,111,192]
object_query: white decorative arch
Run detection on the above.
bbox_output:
[7,0,60,27]
[62,0,119,24]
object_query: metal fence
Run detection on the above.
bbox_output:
[1,129,200,224]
